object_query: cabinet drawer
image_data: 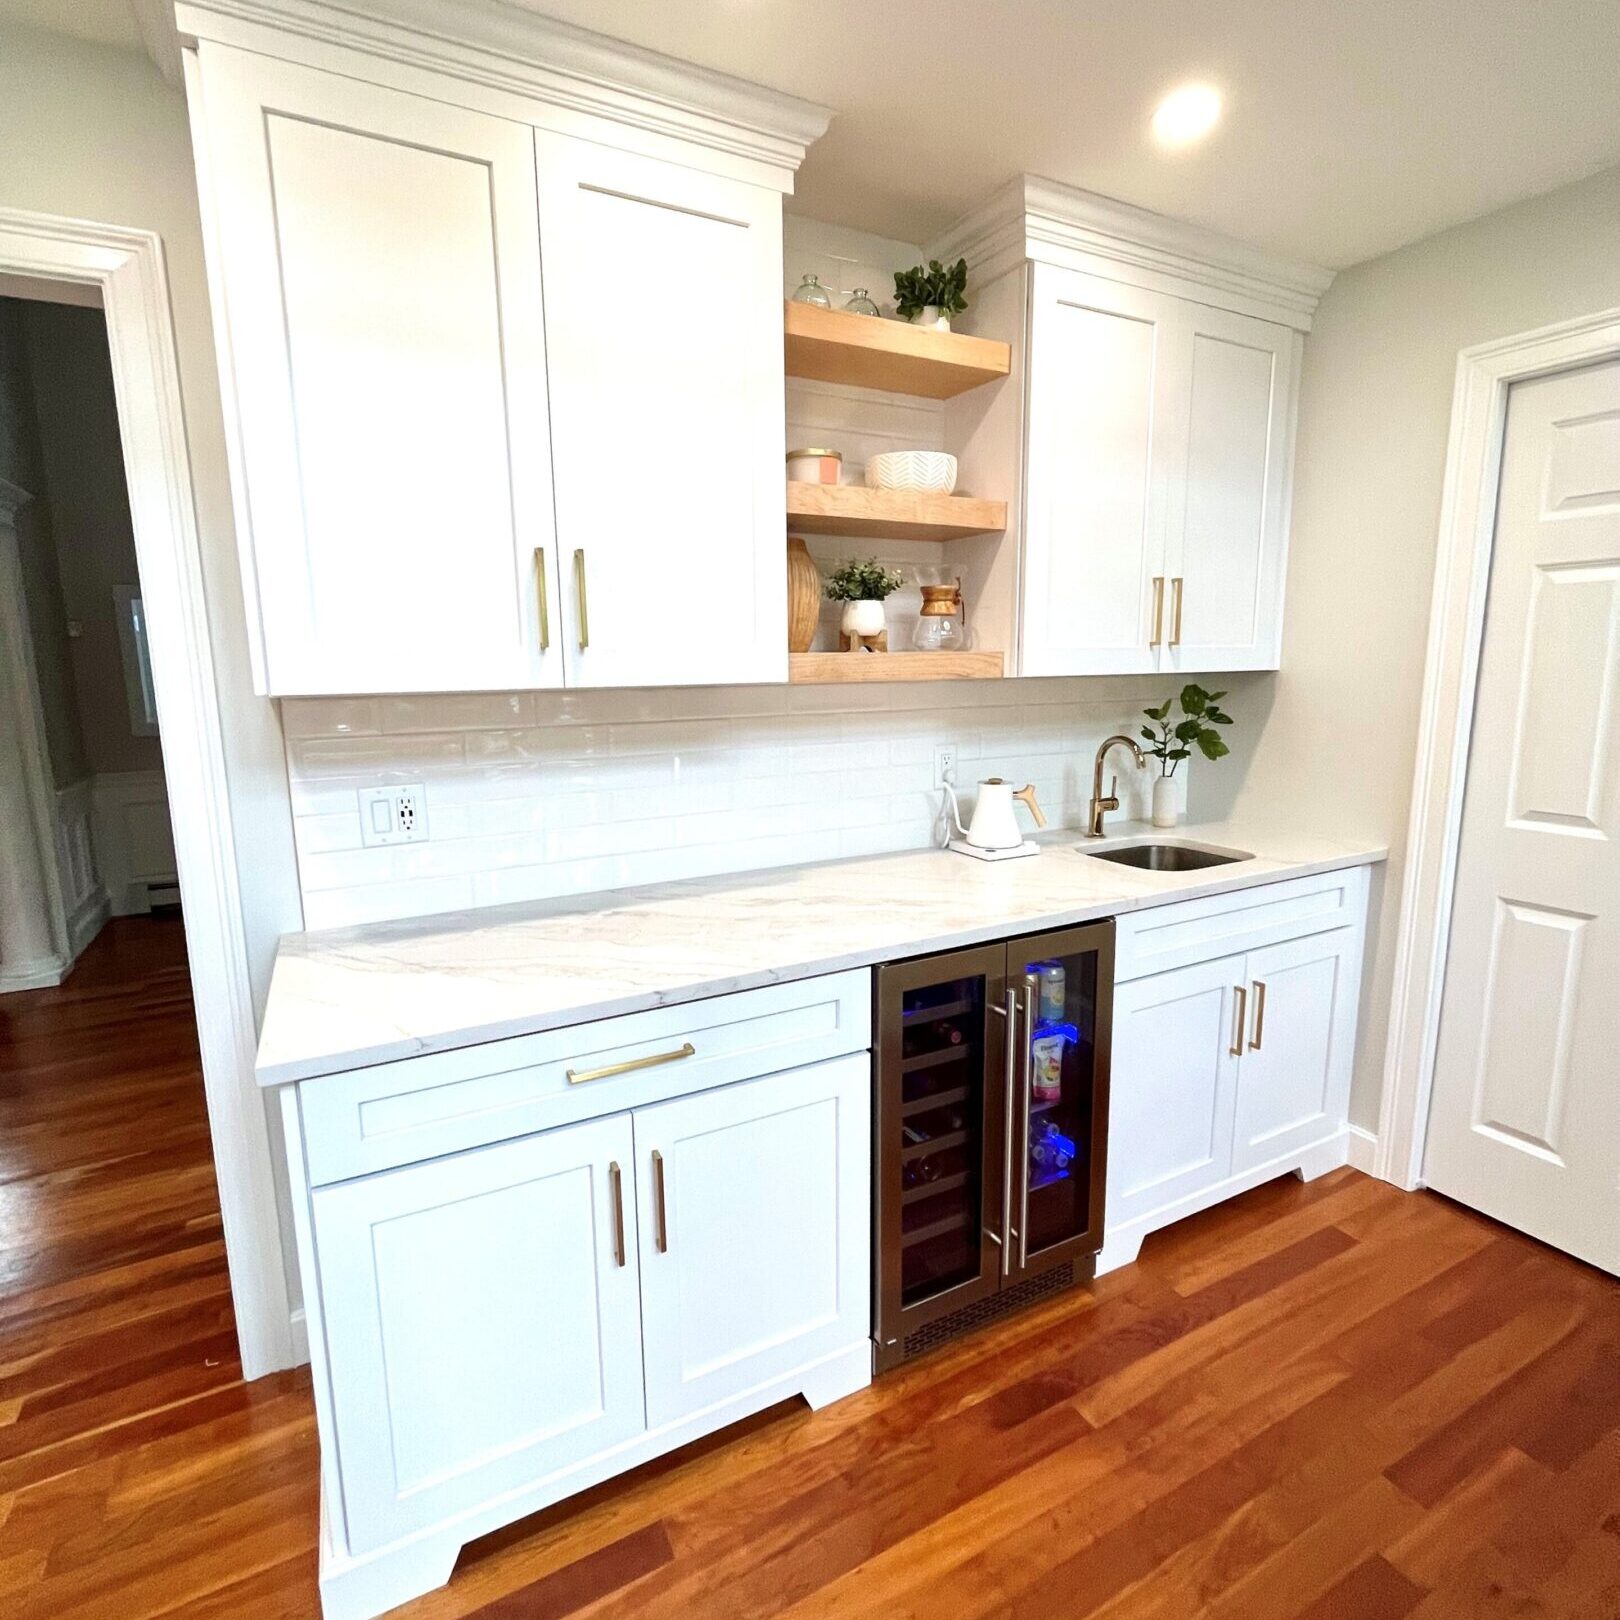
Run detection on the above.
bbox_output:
[298,969,871,1186]
[1115,866,1369,982]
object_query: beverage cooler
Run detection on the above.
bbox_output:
[873,921,1114,1370]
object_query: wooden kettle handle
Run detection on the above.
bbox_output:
[1013,784,1046,829]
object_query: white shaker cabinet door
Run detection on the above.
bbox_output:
[535,131,788,688]
[310,1114,645,1555]
[1230,928,1360,1177]
[1107,955,1243,1232]
[189,45,561,695]
[1163,306,1300,672]
[632,1055,870,1428]
[1021,264,1180,676]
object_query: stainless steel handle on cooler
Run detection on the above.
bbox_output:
[999,988,1018,1275]
[1019,979,1036,1269]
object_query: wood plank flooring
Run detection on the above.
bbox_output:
[3,915,1618,1617]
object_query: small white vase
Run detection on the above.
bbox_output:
[912,305,951,332]
[840,599,886,643]
[1151,774,1179,830]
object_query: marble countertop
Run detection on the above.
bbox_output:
[256,819,1386,1086]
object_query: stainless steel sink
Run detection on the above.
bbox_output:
[1083,841,1251,871]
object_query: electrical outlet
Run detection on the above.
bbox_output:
[358,783,429,848]
[933,745,958,788]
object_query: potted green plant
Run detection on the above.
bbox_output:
[893,258,969,332]
[824,558,905,650]
[1140,684,1234,828]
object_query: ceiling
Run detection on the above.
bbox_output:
[5,0,1619,269]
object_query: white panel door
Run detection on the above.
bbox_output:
[1021,265,1179,676]
[191,45,561,696]
[1425,359,1620,1274]
[1230,928,1359,1176]
[311,1114,645,1554]
[1164,308,1299,672]
[1107,955,1242,1231]
[632,1056,869,1428]
[535,132,786,688]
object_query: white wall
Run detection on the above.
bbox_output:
[1209,161,1620,1133]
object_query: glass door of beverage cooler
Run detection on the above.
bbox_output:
[874,943,1010,1361]
[1006,921,1114,1279]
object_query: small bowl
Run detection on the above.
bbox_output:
[864,451,958,494]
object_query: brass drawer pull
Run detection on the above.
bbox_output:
[574,548,590,649]
[1250,980,1267,1051]
[1230,984,1247,1058]
[1149,575,1165,647]
[1170,577,1184,647]
[608,1159,626,1268]
[566,1042,695,1086]
[652,1148,669,1254]
[534,547,550,650]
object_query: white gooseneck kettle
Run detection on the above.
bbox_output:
[944,776,1046,860]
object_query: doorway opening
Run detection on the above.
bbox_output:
[0,287,247,1413]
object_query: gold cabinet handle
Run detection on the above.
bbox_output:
[1250,980,1267,1051]
[608,1159,626,1268]
[1170,577,1184,647]
[573,548,589,650]
[534,547,550,650]
[1149,576,1165,647]
[1230,985,1248,1058]
[652,1148,669,1254]
[566,1041,695,1086]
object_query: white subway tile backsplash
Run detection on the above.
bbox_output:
[281,678,1178,930]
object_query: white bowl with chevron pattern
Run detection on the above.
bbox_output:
[863,451,958,495]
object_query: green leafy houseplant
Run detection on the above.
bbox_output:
[823,558,905,602]
[1141,684,1234,777]
[893,258,969,322]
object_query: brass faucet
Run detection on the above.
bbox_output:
[1087,734,1146,838]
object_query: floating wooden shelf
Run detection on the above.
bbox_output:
[784,301,1010,399]
[786,483,1006,542]
[789,651,1003,684]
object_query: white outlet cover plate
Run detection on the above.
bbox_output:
[358,783,429,847]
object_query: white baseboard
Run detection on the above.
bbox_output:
[65,888,110,959]
[1346,1124,1379,1174]
[289,1306,311,1368]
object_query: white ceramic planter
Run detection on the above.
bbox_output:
[911,305,951,332]
[840,600,886,641]
[864,451,958,494]
[1151,774,1180,829]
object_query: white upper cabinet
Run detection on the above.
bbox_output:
[178,0,829,696]
[938,178,1327,679]
[1164,306,1300,672]
[187,47,562,696]
[535,134,788,688]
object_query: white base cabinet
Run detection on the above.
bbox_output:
[1098,867,1368,1274]
[283,973,872,1620]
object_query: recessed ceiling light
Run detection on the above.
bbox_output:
[1151,83,1222,149]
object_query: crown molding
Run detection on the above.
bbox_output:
[130,0,185,86]
[931,175,1334,330]
[174,0,833,188]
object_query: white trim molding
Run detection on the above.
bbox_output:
[1376,306,1620,1192]
[0,208,296,1377]
[174,0,832,191]
[1346,1124,1379,1176]
[928,175,1334,331]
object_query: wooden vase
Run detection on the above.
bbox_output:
[786,536,820,653]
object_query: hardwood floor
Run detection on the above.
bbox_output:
[3,919,1617,1618]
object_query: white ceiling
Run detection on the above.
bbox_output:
[4,0,1619,269]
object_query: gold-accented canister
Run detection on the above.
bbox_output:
[786,448,843,485]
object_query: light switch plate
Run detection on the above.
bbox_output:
[358,783,428,847]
